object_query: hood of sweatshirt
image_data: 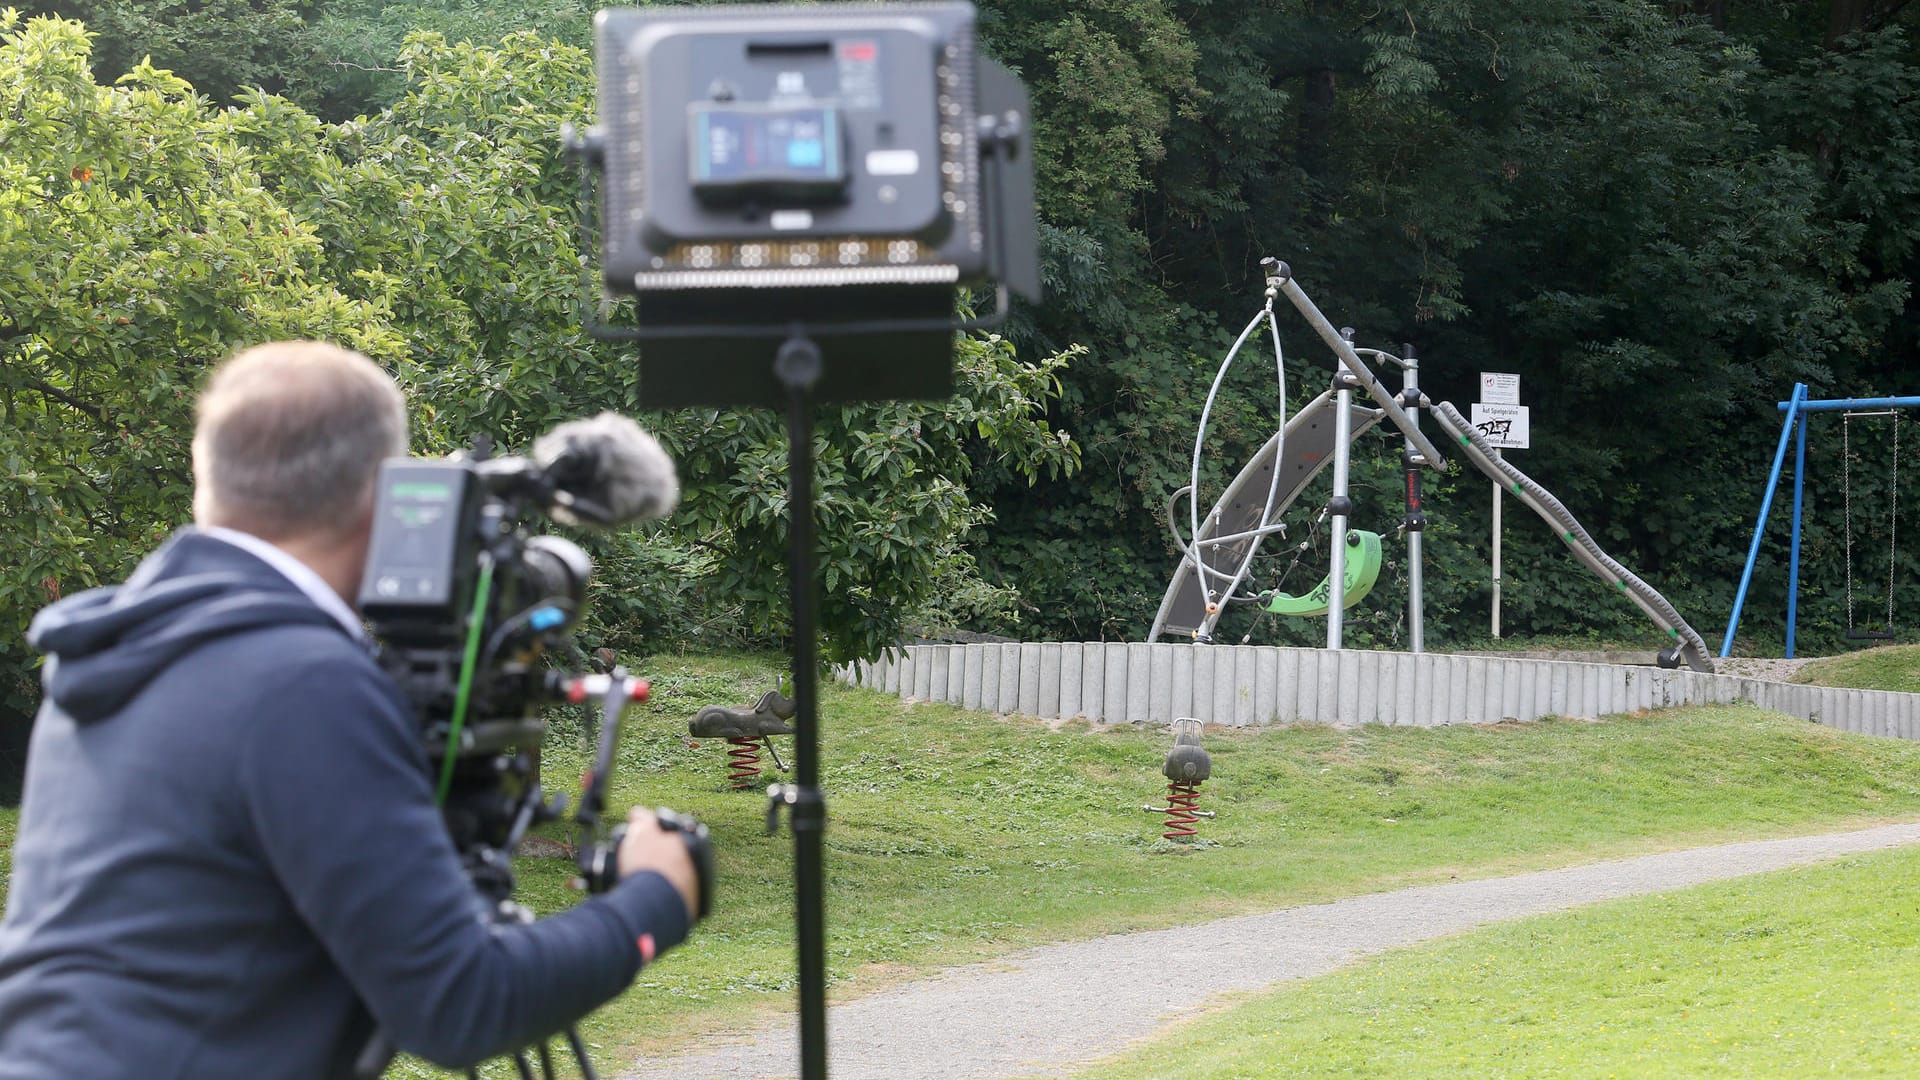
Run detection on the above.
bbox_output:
[27,530,346,723]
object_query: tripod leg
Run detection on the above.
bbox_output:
[566,1027,600,1080]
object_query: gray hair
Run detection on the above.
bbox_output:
[192,341,408,538]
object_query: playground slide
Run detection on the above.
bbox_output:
[1149,389,1385,641]
[1427,401,1714,673]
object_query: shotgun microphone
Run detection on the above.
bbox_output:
[531,412,679,526]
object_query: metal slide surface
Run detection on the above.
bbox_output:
[1149,389,1384,641]
[1428,401,1714,673]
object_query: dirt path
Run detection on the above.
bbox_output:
[615,821,1920,1080]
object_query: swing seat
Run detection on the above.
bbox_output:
[1846,627,1896,641]
[1258,530,1383,618]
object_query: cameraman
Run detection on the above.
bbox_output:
[0,342,699,1078]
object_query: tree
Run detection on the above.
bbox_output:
[975,0,1920,653]
[292,0,597,119]
[0,11,404,722]
[260,30,1081,661]
[14,1,1920,662]
[32,0,315,101]
[0,17,1080,724]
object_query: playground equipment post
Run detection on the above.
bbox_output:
[1329,328,1357,650]
[1403,344,1427,653]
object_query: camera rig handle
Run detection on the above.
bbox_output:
[564,670,715,920]
[564,668,649,856]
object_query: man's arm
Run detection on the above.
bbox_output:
[239,656,692,1067]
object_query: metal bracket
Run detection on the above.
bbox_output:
[766,783,828,837]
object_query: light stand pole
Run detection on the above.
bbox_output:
[569,17,1041,1074]
[766,332,831,1080]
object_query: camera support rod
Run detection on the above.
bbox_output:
[765,332,832,1080]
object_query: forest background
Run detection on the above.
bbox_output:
[4,0,1919,750]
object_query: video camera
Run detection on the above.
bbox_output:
[351,413,711,1078]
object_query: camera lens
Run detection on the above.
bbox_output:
[519,535,593,609]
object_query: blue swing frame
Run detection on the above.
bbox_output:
[1723,382,1920,658]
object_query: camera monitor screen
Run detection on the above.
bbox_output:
[358,461,477,637]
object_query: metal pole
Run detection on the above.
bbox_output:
[1779,395,1920,413]
[1328,336,1355,651]
[1492,448,1502,639]
[774,334,830,1080]
[1403,344,1424,653]
[1722,382,1807,657]
[1271,267,1448,471]
[1787,408,1809,659]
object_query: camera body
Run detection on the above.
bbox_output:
[357,451,597,868]
[355,437,707,912]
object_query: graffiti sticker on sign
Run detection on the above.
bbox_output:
[1470,403,1531,449]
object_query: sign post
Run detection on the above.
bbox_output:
[1493,447,1502,638]
[1474,376,1529,638]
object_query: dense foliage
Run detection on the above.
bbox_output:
[0,15,1077,741]
[9,0,1920,686]
[968,0,1920,655]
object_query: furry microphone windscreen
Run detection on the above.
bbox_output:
[532,412,680,525]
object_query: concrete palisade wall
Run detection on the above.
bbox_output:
[836,643,1920,739]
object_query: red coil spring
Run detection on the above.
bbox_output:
[725,737,763,790]
[1161,780,1204,840]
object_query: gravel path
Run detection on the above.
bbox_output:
[1714,656,1818,682]
[616,821,1920,1080]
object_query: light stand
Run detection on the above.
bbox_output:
[571,9,1039,1074]
[764,333,832,1080]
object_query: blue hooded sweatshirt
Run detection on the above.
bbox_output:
[0,530,690,1078]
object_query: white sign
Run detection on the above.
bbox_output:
[1471,403,1531,449]
[1479,371,1521,405]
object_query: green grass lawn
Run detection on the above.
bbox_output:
[0,805,13,910]
[1795,643,1920,694]
[11,651,1920,1079]
[1067,843,1920,1078]
[466,652,1920,1074]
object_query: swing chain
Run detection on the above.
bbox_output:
[1843,409,1900,639]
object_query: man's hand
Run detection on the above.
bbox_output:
[617,807,700,919]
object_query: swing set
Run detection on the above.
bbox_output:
[1722,382,1915,659]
